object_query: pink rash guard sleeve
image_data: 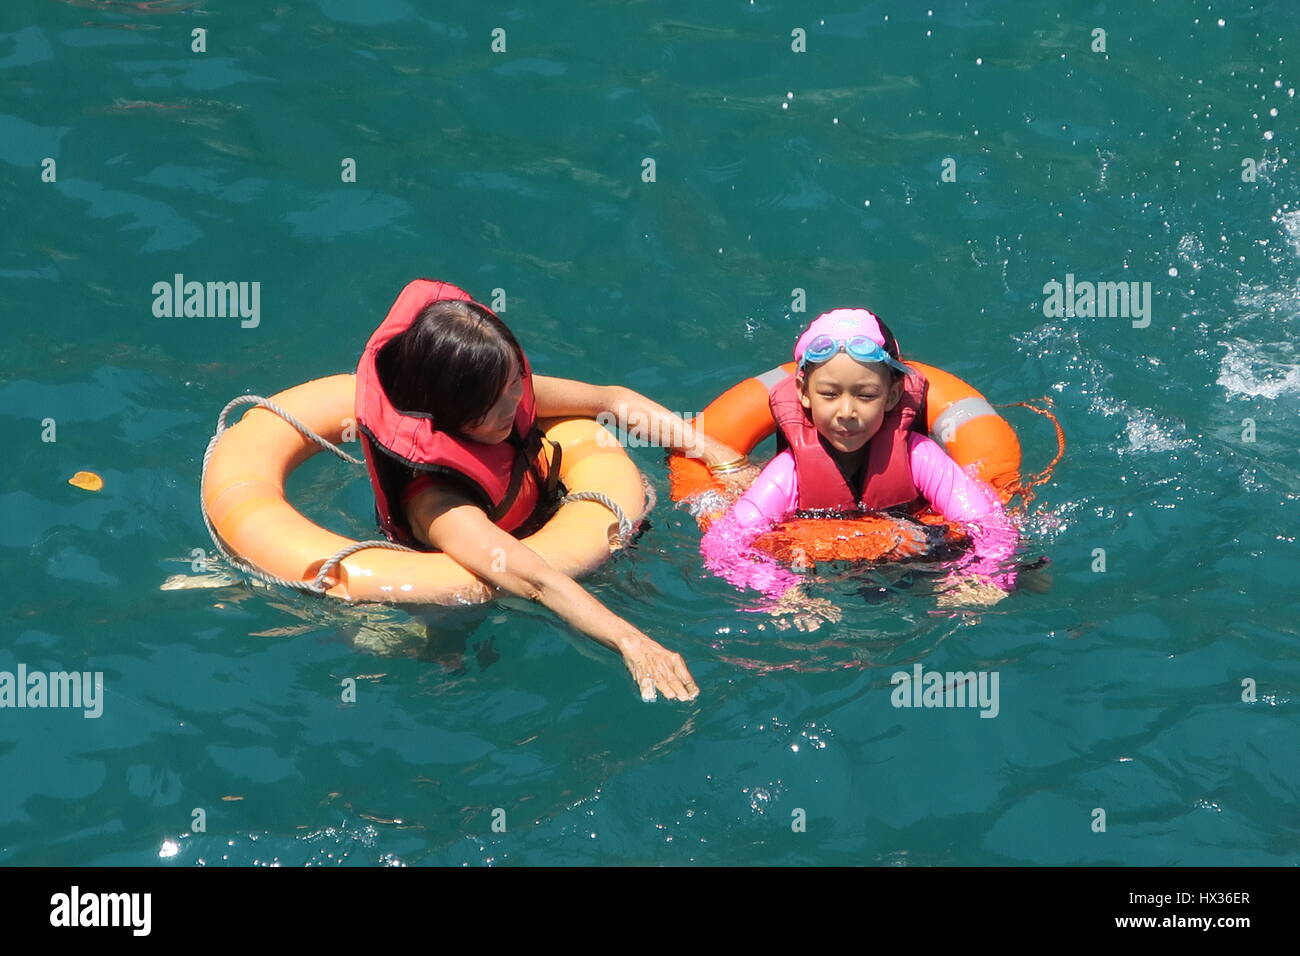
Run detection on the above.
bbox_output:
[699,434,1020,597]
[905,432,1020,590]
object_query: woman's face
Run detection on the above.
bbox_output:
[798,353,902,456]
[460,354,525,444]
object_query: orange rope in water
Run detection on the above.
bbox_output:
[994,396,1066,511]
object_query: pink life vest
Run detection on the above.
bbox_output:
[767,367,929,513]
[355,278,558,548]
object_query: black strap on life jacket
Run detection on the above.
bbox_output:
[489,425,563,523]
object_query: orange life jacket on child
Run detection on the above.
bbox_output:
[767,368,929,513]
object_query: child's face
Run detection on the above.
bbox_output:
[798,353,903,456]
[460,355,525,444]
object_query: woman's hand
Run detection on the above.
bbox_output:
[695,437,761,496]
[713,462,762,496]
[696,435,744,468]
[408,479,699,702]
[618,633,699,702]
[936,574,1008,608]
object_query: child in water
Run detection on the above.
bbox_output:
[699,308,1020,628]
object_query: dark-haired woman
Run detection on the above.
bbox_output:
[356,279,750,702]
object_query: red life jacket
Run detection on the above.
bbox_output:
[355,278,559,549]
[768,367,929,513]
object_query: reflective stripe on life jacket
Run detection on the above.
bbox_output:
[355,278,558,548]
[767,367,929,513]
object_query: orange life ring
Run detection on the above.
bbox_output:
[668,361,1022,564]
[202,374,646,605]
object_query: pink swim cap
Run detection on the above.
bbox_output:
[793,308,889,364]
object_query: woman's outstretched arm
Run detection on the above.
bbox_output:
[406,480,698,702]
[532,374,745,467]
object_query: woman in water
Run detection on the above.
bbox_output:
[356,279,750,702]
[699,308,1021,628]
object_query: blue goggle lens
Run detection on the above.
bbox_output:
[799,334,912,374]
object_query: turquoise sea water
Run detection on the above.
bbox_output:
[2,0,1297,866]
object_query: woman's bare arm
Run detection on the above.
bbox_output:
[532,374,744,467]
[406,480,699,701]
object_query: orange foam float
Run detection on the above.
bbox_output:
[202,374,646,604]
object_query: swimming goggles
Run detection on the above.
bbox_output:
[797,334,915,375]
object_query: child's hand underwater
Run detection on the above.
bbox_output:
[768,586,844,632]
[935,573,1008,608]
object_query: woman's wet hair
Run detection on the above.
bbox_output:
[376,298,524,435]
